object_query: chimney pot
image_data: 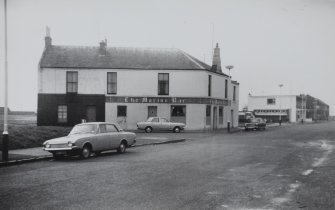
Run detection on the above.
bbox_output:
[45,26,52,48]
[99,39,107,55]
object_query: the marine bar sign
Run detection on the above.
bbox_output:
[106,96,230,106]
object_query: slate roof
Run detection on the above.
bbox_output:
[39,46,214,71]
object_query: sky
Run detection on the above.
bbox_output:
[0,0,335,114]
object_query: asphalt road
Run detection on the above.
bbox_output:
[1,122,335,210]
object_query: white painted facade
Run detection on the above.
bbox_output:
[39,67,239,130]
[248,95,297,123]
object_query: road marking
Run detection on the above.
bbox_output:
[302,169,313,176]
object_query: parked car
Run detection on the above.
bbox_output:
[137,117,185,133]
[43,122,136,159]
[244,118,266,131]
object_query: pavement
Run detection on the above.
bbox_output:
[0,124,280,167]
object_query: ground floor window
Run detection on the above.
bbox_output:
[206,105,211,125]
[117,106,127,117]
[57,105,67,123]
[171,105,186,124]
[219,106,223,124]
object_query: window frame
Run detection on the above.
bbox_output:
[107,72,117,94]
[117,106,127,117]
[66,71,78,93]
[158,73,169,95]
[57,105,68,123]
[208,75,212,97]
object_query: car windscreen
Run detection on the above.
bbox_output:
[69,124,97,135]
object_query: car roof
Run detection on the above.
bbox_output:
[77,122,116,125]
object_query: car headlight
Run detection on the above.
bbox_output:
[45,142,50,148]
[67,141,73,147]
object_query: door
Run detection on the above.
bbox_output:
[86,106,96,122]
[148,106,157,118]
[213,107,218,130]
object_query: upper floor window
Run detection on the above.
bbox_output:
[158,73,169,95]
[233,86,236,101]
[66,71,78,93]
[107,72,117,94]
[225,79,228,99]
[267,98,276,105]
[208,75,212,97]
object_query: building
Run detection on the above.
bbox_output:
[248,94,329,123]
[38,32,239,130]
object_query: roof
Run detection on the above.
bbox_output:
[39,45,215,71]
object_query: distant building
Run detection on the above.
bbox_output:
[37,32,240,130]
[248,94,329,123]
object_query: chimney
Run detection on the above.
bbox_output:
[45,26,52,48]
[99,39,107,55]
[212,42,222,73]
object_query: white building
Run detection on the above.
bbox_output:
[248,94,329,123]
[38,33,239,130]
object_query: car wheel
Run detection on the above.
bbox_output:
[81,145,92,159]
[117,141,127,154]
[145,126,152,133]
[173,127,181,133]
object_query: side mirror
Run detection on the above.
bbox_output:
[119,129,123,132]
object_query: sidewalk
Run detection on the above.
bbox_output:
[0,133,187,166]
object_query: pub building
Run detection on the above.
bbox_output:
[38,31,239,130]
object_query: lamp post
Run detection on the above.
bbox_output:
[2,0,9,161]
[278,84,283,126]
[225,65,234,77]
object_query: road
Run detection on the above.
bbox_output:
[1,122,335,210]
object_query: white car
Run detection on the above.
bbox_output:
[137,117,185,133]
[43,122,136,159]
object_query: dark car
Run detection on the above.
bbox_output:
[244,118,266,131]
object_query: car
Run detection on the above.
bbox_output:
[137,117,185,133]
[244,118,266,131]
[43,122,136,159]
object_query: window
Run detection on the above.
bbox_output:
[160,118,169,123]
[66,71,78,93]
[206,105,211,125]
[152,118,159,122]
[267,98,276,105]
[106,124,118,132]
[57,105,67,123]
[107,72,117,94]
[219,106,223,124]
[225,79,228,99]
[117,106,127,117]
[233,86,236,101]
[99,124,107,133]
[171,106,186,117]
[158,73,169,95]
[208,75,212,97]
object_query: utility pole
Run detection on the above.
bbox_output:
[2,0,9,161]
[278,84,283,126]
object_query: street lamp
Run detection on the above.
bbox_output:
[2,0,9,161]
[278,84,283,126]
[225,65,234,77]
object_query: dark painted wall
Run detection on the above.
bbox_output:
[37,94,105,126]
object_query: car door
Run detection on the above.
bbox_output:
[94,124,111,151]
[106,124,121,149]
[151,117,160,130]
[160,118,171,130]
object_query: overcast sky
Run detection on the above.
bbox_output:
[0,0,335,114]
